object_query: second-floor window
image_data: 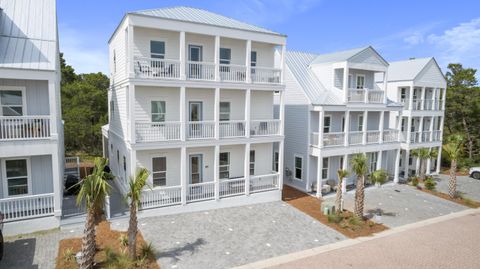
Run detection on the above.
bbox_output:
[356,75,365,89]
[150,41,165,59]
[400,88,407,102]
[251,51,257,73]
[220,102,230,121]
[0,90,23,116]
[324,116,331,133]
[151,101,166,122]
[220,48,231,72]
[250,150,255,175]
[152,157,167,187]
[219,152,230,179]
[322,157,329,179]
[341,116,345,132]
[358,115,364,131]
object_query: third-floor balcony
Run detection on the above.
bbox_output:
[310,129,399,148]
[401,130,442,144]
[347,88,384,104]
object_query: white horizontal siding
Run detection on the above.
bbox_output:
[415,60,446,87]
[133,27,180,60]
[250,91,273,120]
[135,86,180,122]
[0,79,49,115]
[110,22,127,82]
[350,48,386,66]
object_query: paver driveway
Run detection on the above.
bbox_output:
[132,201,346,269]
[326,184,468,227]
[435,174,480,201]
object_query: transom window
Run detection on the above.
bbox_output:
[0,90,23,116]
[151,101,166,122]
[356,75,365,89]
[220,102,230,121]
[150,41,165,59]
[249,150,255,175]
[323,116,331,133]
[5,159,29,196]
[152,157,167,187]
[322,157,328,179]
[219,152,230,179]
[294,156,303,180]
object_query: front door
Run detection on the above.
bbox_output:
[189,45,203,78]
[189,102,203,137]
[189,154,203,184]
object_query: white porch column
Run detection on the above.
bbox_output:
[426,150,432,175]
[180,87,186,141]
[394,149,401,183]
[278,141,285,191]
[180,146,187,205]
[245,40,252,83]
[382,71,388,104]
[179,31,186,80]
[442,88,447,110]
[342,154,348,193]
[128,83,135,143]
[214,88,220,140]
[439,116,445,142]
[404,149,410,179]
[406,116,413,143]
[343,63,349,103]
[52,150,62,216]
[344,110,350,146]
[245,89,251,138]
[418,116,424,143]
[318,110,325,147]
[279,90,285,135]
[432,88,437,110]
[376,150,383,170]
[436,145,442,174]
[415,155,421,175]
[47,79,58,138]
[244,143,251,195]
[420,87,426,110]
[316,156,323,198]
[214,145,220,200]
[409,85,414,110]
[429,116,435,142]
[280,44,286,84]
[362,110,368,145]
[214,35,220,81]
[379,111,385,144]
[127,25,134,78]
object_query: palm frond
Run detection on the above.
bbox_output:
[350,154,368,176]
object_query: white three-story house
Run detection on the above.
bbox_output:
[282,47,404,196]
[103,7,286,214]
[383,58,446,179]
[0,0,64,235]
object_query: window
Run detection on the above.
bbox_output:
[0,90,23,116]
[369,152,378,172]
[339,156,344,170]
[251,51,257,73]
[220,48,231,72]
[219,152,230,179]
[400,88,407,102]
[113,50,117,73]
[341,116,345,132]
[151,101,166,122]
[219,102,230,121]
[152,157,167,187]
[324,116,331,133]
[358,115,364,131]
[150,41,165,59]
[123,156,126,171]
[322,158,328,179]
[273,152,279,172]
[408,156,413,166]
[117,150,120,165]
[4,159,29,196]
[110,100,114,118]
[249,150,255,175]
[356,75,365,89]
[401,118,406,132]
[294,156,303,180]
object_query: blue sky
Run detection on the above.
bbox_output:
[58,0,480,76]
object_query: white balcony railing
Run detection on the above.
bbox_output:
[311,132,319,146]
[219,64,247,82]
[421,131,432,142]
[219,178,245,198]
[348,89,384,104]
[250,120,280,136]
[366,130,380,144]
[140,186,182,210]
[383,129,399,143]
[349,131,364,145]
[250,173,279,193]
[135,122,181,142]
[0,116,51,141]
[219,120,246,138]
[134,57,181,79]
[187,181,215,202]
[432,130,442,142]
[187,61,216,81]
[367,91,384,103]
[0,193,55,222]
[348,89,365,102]
[409,131,421,143]
[187,121,215,140]
[323,132,345,147]
[251,67,281,84]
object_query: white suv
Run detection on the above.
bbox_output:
[469,167,480,180]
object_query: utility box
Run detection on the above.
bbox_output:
[321,202,335,215]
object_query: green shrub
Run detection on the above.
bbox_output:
[327,213,343,224]
[104,247,134,269]
[140,242,156,259]
[62,247,75,262]
[348,215,362,226]
[409,176,419,187]
[424,177,436,190]
[118,234,128,247]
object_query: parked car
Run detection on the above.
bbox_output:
[64,174,80,195]
[470,167,480,180]
[0,212,4,261]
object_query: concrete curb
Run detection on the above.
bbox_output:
[233,208,480,269]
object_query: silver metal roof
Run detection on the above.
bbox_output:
[0,0,57,70]
[387,58,433,81]
[131,6,283,36]
[310,47,368,65]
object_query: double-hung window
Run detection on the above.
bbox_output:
[250,51,257,73]
[220,48,231,72]
[400,88,407,103]
[151,101,166,122]
[219,152,230,179]
[152,157,167,187]
[323,116,331,133]
[294,156,303,180]
[219,102,230,121]
[273,152,279,172]
[0,90,24,116]
[369,152,378,172]
[358,115,364,131]
[4,159,29,196]
[322,158,329,179]
[249,150,255,175]
[356,75,365,89]
[150,41,165,59]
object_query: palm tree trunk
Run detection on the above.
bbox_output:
[80,208,96,269]
[128,201,138,260]
[448,160,457,198]
[334,178,343,213]
[354,176,364,219]
[420,159,427,180]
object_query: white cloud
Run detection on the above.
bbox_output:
[58,23,109,75]
[403,32,424,45]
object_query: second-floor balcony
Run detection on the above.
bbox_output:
[347,88,384,104]
[310,129,400,148]
[402,130,442,144]
[0,116,51,141]
[404,99,444,111]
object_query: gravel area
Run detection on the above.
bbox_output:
[434,174,480,201]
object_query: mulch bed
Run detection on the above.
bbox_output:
[417,187,480,208]
[56,221,160,269]
[282,185,388,238]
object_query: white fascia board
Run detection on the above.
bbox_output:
[0,68,57,81]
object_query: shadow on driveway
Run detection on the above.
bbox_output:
[2,238,38,269]
[157,238,206,263]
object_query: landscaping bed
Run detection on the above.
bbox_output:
[282,185,388,238]
[417,187,480,208]
[56,221,160,269]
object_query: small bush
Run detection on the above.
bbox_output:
[348,215,362,226]
[118,234,128,247]
[410,176,419,187]
[140,242,156,259]
[104,247,134,269]
[62,247,75,262]
[424,177,436,191]
[327,213,343,224]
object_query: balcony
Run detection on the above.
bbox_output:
[219,120,246,138]
[383,129,400,143]
[0,193,55,222]
[135,122,181,142]
[187,61,216,81]
[349,131,364,145]
[403,130,442,143]
[347,89,384,104]
[219,64,247,83]
[250,120,281,136]
[311,129,400,148]
[251,67,281,84]
[0,116,51,141]
[187,121,216,140]
[406,99,443,111]
[134,57,181,79]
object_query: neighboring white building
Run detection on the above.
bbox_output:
[383,58,446,178]
[0,0,64,235]
[282,47,405,196]
[103,7,286,214]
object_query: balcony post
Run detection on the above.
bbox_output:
[406,116,413,143]
[278,141,284,191]
[245,89,251,138]
[180,87,186,141]
[376,150,383,170]
[364,88,369,103]
[214,88,220,140]
[342,154,348,193]
[394,149,401,184]
[51,150,62,216]
[179,31,186,80]
[214,145,220,200]
[279,90,285,135]
[316,155,323,198]
[343,63,349,103]
[408,85,414,110]
[344,110,350,146]
[436,145,442,174]
[180,146,187,205]
[420,87,426,110]
[429,116,435,142]
[432,88,437,110]
[418,116,424,143]
[246,40,252,83]
[426,150,432,175]
[379,111,384,144]
[362,110,368,145]
[442,88,446,110]
[127,25,135,78]
[439,116,445,141]
[415,154,421,175]
[214,35,220,81]
[318,110,324,148]
[280,44,286,84]
[244,143,251,196]
[47,79,58,139]
[382,71,388,104]
[404,149,410,179]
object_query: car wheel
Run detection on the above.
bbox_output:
[472,172,480,180]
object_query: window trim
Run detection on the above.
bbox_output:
[150,40,166,59]
[151,100,166,123]
[356,74,365,89]
[152,156,167,188]
[322,157,329,180]
[219,152,230,179]
[0,86,27,117]
[249,150,255,176]
[219,101,231,121]
[294,155,303,181]
[323,115,331,133]
[2,157,32,197]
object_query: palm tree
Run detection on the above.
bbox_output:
[126,167,150,260]
[370,169,388,187]
[442,135,464,198]
[76,157,111,269]
[411,148,438,180]
[351,154,368,219]
[334,169,349,213]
